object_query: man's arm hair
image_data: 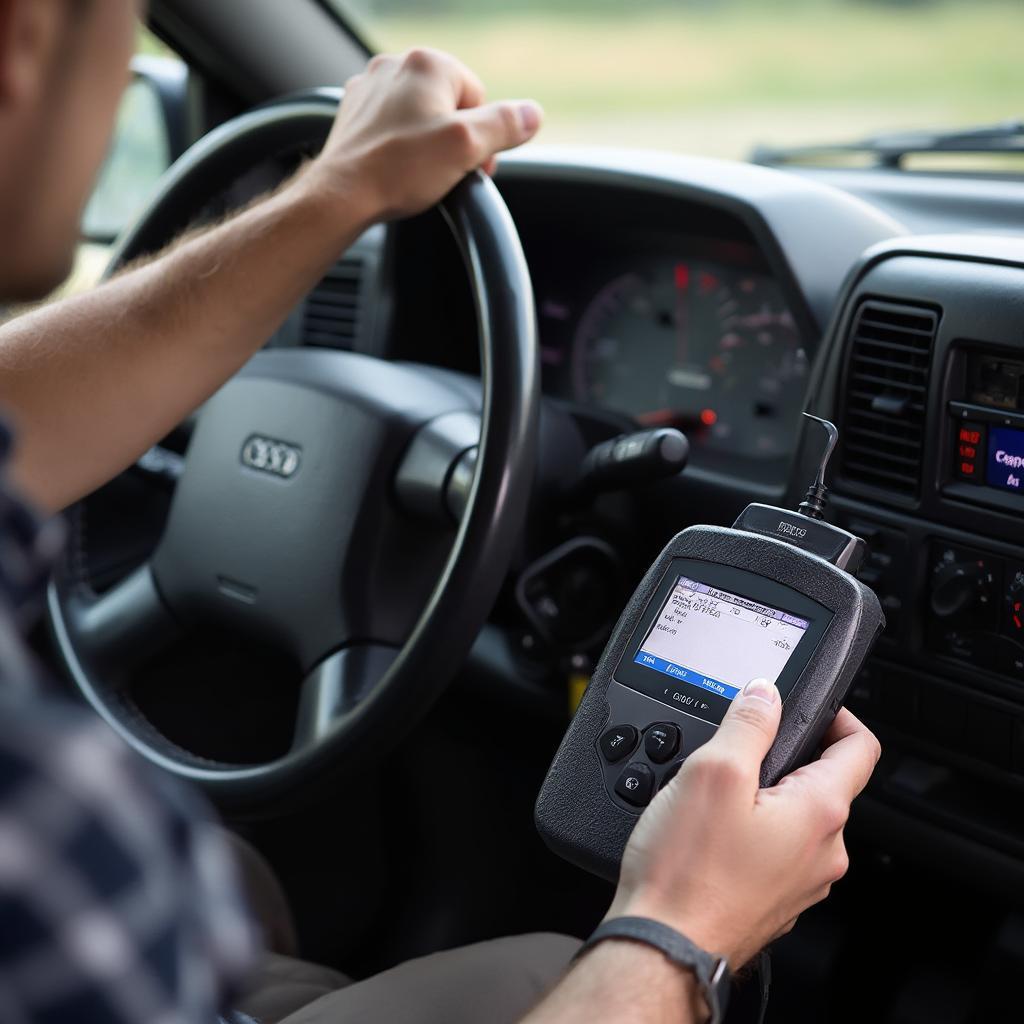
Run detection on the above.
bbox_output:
[0,165,365,510]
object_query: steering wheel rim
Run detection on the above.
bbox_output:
[47,94,539,810]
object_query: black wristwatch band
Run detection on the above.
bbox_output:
[575,916,731,1023]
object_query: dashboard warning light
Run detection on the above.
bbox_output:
[700,408,718,427]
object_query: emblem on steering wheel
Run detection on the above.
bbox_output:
[240,435,301,479]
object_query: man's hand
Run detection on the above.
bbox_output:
[607,678,881,968]
[303,48,543,224]
[521,683,880,1024]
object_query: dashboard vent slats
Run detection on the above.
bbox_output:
[302,255,364,349]
[839,299,938,498]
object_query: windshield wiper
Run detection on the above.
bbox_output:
[751,119,1024,170]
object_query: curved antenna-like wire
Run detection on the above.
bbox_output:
[798,413,840,520]
[803,413,839,489]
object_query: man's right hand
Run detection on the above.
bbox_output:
[606,678,881,968]
[302,48,544,226]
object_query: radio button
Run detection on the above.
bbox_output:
[614,762,655,807]
[644,723,681,763]
[600,725,638,763]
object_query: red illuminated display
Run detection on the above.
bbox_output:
[954,420,985,483]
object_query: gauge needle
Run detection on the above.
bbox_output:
[673,263,690,370]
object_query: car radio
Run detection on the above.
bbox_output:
[946,349,1024,510]
[535,416,885,880]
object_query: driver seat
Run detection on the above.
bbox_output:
[227,834,580,1024]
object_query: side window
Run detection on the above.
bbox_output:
[46,28,187,305]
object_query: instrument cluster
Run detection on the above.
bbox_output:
[538,237,809,462]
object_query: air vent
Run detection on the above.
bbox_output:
[839,299,938,497]
[302,255,364,349]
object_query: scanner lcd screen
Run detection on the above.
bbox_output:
[633,575,810,701]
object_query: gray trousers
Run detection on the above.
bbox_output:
[241,934,580,1024]
[227,832,579,1023]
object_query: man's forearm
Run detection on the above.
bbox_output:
[0,168,371,510]
[521,942,705,1024]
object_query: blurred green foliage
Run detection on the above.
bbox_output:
[345,0,1024,158]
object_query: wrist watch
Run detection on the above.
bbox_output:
[575,916,731,1023]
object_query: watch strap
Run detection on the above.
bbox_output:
[575,916,731,1023]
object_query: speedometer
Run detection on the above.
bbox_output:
[571,259,807,457]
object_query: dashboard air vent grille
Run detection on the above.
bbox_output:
[839,299,938,497]
[302,255,364,349]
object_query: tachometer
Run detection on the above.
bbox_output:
[571,259,807,457]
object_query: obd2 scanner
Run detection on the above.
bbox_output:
[536,416,884,880]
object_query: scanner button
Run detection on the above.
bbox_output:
[644,723,680,764]
[600,725,638,763]
[614,762,655,807]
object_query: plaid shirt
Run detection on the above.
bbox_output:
[0,432,259,1023]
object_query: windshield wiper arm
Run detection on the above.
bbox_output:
[752,119,1024,170]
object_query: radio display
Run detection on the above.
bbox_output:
[634,576,810,701]
[986,425,1024,493]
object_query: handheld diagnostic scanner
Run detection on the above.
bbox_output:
[535,415,884,880]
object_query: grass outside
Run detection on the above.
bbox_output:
[369,2,1024,159]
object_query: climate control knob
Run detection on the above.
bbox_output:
[930,558,996,620]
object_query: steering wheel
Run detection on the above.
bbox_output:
[47,94,539,811]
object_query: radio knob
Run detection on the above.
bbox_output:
[930,560,991,619]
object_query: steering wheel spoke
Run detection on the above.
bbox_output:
[60,563,180,685]
[291,645,398,752]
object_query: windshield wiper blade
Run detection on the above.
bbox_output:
[752,119,1024,169]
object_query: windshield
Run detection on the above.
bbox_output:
[340,0,1024,163]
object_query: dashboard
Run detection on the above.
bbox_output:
[248,136,1024,896]
[493,176,826,482]
[389,153,1024,903]
[378,167,887,494]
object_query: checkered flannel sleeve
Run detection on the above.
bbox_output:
[0,693,259,1024]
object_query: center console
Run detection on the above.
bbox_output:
[805,237,1024,889]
